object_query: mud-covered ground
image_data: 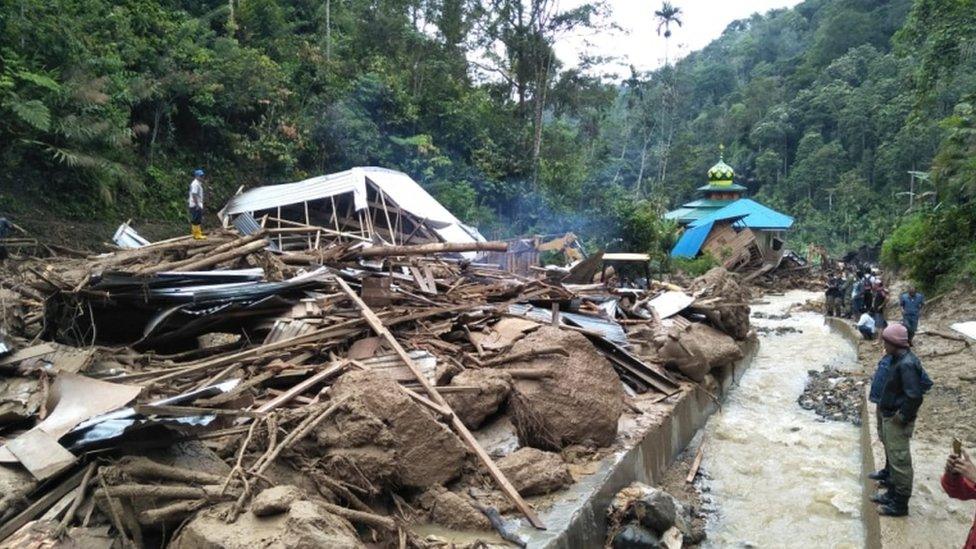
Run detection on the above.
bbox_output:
[858,285,976,448]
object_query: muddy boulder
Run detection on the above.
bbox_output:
[506,326,624,450]
[497,447,572,496]
[443,369,512,429]
[658,322,743,382]
[416,486,491,531]
[171,499,363,548]
[315,371,467,492]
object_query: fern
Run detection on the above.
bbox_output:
[15,71,61,93]
[8,98,52,131]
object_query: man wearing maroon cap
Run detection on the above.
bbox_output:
[871,323,926,516]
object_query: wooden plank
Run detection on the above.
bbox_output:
[255,362,347,413]
[335,277,545,529]
[0,344,55,366]
[6,430,77,481]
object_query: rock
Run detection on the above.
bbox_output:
[171,499,363,548]
[608,482,685,541]
[506,326,624,450]
[443,369,512,429]
[497,447,573,496]
[252,485,303,516]
[416,486,491,531]
[634,487,677,534]
[316,371,467,492]
[611,523,661,548]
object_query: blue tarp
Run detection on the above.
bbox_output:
[670,221,714,258]
[688,198,794,230]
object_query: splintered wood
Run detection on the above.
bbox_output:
[0,220,750,549]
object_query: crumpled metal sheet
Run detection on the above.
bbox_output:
[112,222,151,249]
[61,379,240,452]
[507,303,629,347]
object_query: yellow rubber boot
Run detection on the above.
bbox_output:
[192,225,206,240]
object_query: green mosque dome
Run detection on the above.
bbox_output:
[707,146,734,186]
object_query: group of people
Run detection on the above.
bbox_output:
[826,266,926,346]
[859,283,976,549]
[825,268,889,322]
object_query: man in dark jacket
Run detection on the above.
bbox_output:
[872,323,925,516]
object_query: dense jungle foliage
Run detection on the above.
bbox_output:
[0,0,974,286]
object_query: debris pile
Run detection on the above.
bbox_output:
[798,367,866,425]
[0,203,750,546]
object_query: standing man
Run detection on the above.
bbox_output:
[900,286,925,344]
[872,323,926,517]
[852,273,865,318]
[188,169,206,240]
[841,271,855,318]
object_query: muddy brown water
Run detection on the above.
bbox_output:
[701,290,864,548]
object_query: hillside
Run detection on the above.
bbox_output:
[2,0,975,283]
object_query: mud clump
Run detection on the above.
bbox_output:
[690,267,751,340]
[798,366,866,425]
[497,447,572,496]
[416,486,491,531]
[443,369,512,429]
[505,326,624,450]
[252,485,303,517]
[658,322,744,382]
[315,371,467,492]
[172,499,363,548]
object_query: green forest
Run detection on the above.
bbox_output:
[1,0,975,290]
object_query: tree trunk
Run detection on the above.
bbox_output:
[635,133,650,196]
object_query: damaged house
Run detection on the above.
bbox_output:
[219,166,485,253]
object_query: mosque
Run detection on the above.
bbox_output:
[666,147,794,271]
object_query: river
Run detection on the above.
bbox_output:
[701,290,864,548]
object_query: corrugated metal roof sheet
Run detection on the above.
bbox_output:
[220,167,483,245]
[688,198,794,230]
[670,220,714,258]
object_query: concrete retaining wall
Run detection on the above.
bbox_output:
[825,316,883,549]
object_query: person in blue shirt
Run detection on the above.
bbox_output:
[899,287,924,343]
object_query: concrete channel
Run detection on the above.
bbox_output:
[510,329,758,548]
[514,291,882,549]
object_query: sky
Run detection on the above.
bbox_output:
[553,0,804,78]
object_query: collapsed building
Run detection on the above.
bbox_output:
[0,167,753,548]
[667,149,796,279]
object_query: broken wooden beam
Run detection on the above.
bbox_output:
[348,241,508,258]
